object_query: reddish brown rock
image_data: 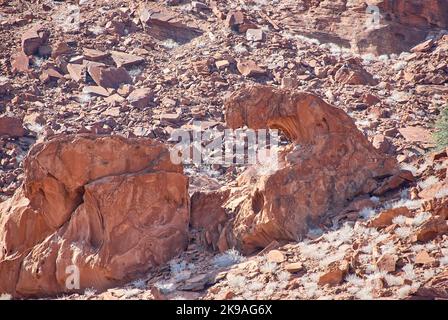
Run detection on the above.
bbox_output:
[416,216,448,242]
[190,189,230,251]
[193,59,212,75]
[372,134,395,154]
[399,127,434,144]
[334,60,378,86]
[0,135,189,297]
[11,51,30,73]
[417,199,448,244]
[422,197,448,218]
[67,63,85,83]
[0,116,25,137]
[110,51,144,68]
[139,8,203,44]
[369,207,411,228]
[343,197,377,214]
[40,68,64,83]
[362,93,381,106]
[413,271,448,300]
[21,25,49,55]
[127,88,153,109]
[209,85,397,253]
[411,39,435,53]
[83,48,109,62]
[87,64,132,89]
[415,250,435,265]
[280,0,443,54]
[419,181,445,200]
[83,86,110,97]
[373,170,415,196]
[376,254,398,272]
[226,11,257,33]
[236,59,266,77]
[51,41,72,58]
[225,11,245,31]
[379,0,448,29]
[318,260,349,287]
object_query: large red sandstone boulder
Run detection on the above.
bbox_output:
[192,85,397,254]
[0,135,189,297]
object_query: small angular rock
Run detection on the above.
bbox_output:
[236,59,266,77]
[87,64,132,89]
[266,250,285,263]
[127,88,153,108]
[21,25,49,55]
[246,29,264,42]
[110,51,144,68]
[0,116,25,137]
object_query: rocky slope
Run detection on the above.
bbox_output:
[0,0,447,300]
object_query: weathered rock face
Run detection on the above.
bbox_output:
[191,190,230,252]
[0,135,189,297]
[282,0,447,54]
[378,0,448,29]
[193,85,397,254]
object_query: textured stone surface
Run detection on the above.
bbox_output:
[0,116,25,137]
[194,85,397,254]
[0,135,189,297]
